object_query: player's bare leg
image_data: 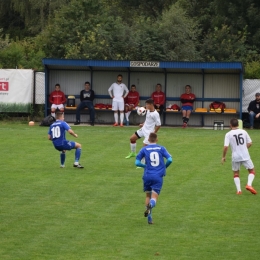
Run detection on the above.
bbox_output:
[144,192,152,217]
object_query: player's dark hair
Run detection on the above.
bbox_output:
[131,84,136,88]
[230,118,238,127]
[149,133,157,143]
[55,83,60,87]
[145,98,154,105]
[185,85,191,88]
[56,111,63,119]
[117,74,123,78]
[85,81,90,85]
[156,83,161,87]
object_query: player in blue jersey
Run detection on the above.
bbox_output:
[48,111,84,168]
[135,132,172,224]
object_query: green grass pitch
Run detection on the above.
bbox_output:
[0,122,260,260]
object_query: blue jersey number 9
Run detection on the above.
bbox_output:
[150,151,159,167]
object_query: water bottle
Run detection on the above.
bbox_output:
[214,123,217,130]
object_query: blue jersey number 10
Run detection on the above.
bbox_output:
[51,126,61,138]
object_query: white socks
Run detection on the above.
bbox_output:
[234,177,241,192]
[247,173,255,186]
[130,143,136,153]
[120,113,124,124]
[114,112,118,123]
[125,111,131,121]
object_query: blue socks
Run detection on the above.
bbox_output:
[150,198,156,208]
[60,152,66,165]
[75,148,81,162]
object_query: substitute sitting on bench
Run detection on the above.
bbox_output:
[74,82,95,126]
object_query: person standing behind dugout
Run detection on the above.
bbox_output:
[247,92,260,129]
[150,83,165,115]
[180,85,196,128]
[74,82,95,126]
[49,83,66,118]
[108,74,129,127]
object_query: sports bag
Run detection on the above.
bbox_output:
[171,104,181,111]
[39,115,56,126]
[209,101,226,113]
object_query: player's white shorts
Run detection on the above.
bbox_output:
[51,104,64,111]
[112,100,124,111]
[136,128,150,145]
[232,159,254,171]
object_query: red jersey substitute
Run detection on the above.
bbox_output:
[49,90,66,105]
[151,91,165,105]
[180,93,196,106]
[125,91,140,106]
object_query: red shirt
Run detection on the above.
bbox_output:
[125,91,140,106]
[49,90,66,105]
[151,91,165,105]
[180,93,196,106]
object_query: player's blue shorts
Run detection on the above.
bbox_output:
[54,140,76,151]
[143,174,163,195]
[182,105,193,111]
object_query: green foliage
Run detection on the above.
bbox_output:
[1,0,260,66]
[42,0,199,61]
[200,25,249,61]
[0,38,45,69]
[244,61,260,79]
[0,0,71,37]
[157,3,201,61]
[42,0,105,58]
[1,124,260,259]
[0,29,10,50]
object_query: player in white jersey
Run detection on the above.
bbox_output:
[222,118,257,195]
[108,74,129,127]
[125,98,161,159]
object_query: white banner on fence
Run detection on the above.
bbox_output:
[0,69,33,103]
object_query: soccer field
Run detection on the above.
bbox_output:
[1,122,260,260]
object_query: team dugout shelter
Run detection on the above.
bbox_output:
[42,59,244,127]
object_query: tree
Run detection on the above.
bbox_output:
[0,0,71,38]
[0,29,10,51]
[179,0,260,60]
[0,38,45,70]
[200,25,249,61]
[156,3,200,61]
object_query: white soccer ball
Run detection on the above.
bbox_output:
[137,107,146,116]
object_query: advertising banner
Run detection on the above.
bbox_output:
[0,69,33,112]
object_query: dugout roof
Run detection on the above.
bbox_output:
[42,59,244,74]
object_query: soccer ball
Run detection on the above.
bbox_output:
[137,107,146,116]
